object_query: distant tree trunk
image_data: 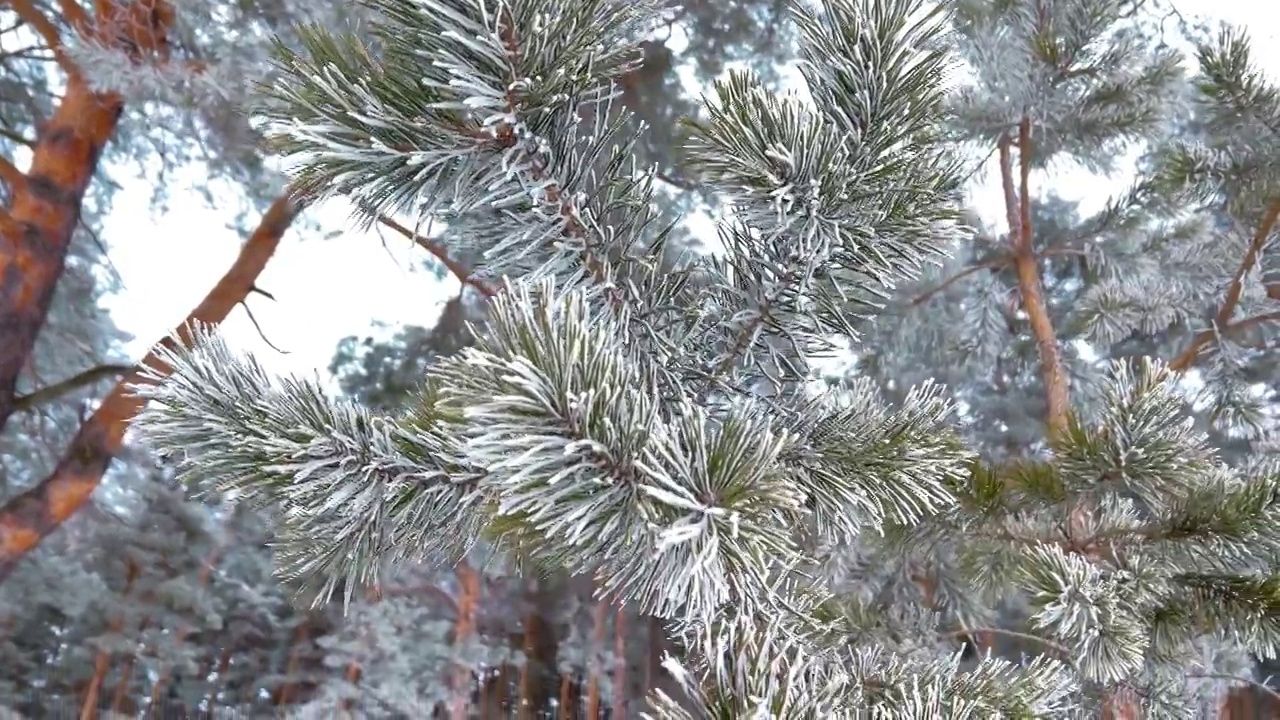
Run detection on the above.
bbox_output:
[273,611,320,706]
[644,617,660,698]
[0,193,297,581]
[612,607,626,718]
[80,559,139,720]
[109,613,150,714]
[519,578,560,720]
[585,600,607,719]
[560,672,573,720]
[339,585,382,714]
[450,563,481,720]
[148,540,226,708]
[203,644,234,711]
[479,662,509,717]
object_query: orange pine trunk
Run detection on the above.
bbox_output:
[339,585,382,714]
[0,194,296,581]
[560,672,573,719]
[273,615,314,706]
[109,613,150,713]
[518,579,559,720]
[0,0,181,433]
[451,563,481,720]
[0,74,124,434]
[585,600,607,719]
[612,607,626,717]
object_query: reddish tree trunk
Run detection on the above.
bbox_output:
[0,194,297,580]
[585,600,608,719]
[450,563,481,720]
[0,0,180,434]
[612,606,626,717]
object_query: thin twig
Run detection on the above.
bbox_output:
[1187,672,1280,707]
[8,0,77,77]
[373,213,496,298]
[1170,197,1280,371]
[1003,119,1069,435]
[237,300,289,355]
[910,256,1008,305]
[943,627,1073,663]
[12,364,134,412]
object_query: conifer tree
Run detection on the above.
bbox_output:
[850,0,1280,715]
[130,0,1280,716]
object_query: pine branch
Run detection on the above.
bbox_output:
[1187,672,1280,707]
[1169,196,1280,371]
[8,0,76,77]
[373,212,495,297]
[910,256,1009,306]
[1002,119,1068,436]
[0,194,296,582]
[944,626,1072,662]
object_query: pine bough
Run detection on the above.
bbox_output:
[130,0,1280,716]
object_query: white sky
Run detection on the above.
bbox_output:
[98,0,1272,385]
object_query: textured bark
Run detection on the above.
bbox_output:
[518,579,560,720]
[612,606,627,717]
[1001,119,1068,437]
[1170,197,1280,372]
[0,0,178,435]
[0,194,296,581]
[0,75,124,435]
[585,599,608,719]
[450,563,481,720]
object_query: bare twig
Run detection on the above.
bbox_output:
[12,364,134,412]
[8,0,77,77]
[373,213,496,298]
[1002,119,1069,435]
[1170,197,1280,371]
[1187,672,1280,708]
[238,300,289,355]
[910,256,1009,305]
[943,627,1073,662]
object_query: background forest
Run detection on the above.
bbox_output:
[0,0,1278,717]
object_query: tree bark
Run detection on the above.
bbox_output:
[1000,119,1068,437]
[0,194,297,581]
[585,599,608,719]
[612,605,627,718]
[518,578,560,720]
[0,0,180,435]
[450,563,481,720]
[1169,197,1280,372]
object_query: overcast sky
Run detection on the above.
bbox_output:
[99,0,1271,386]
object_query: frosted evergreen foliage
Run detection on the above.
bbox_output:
[906,358,1280,714]
[124,0,1280,715]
